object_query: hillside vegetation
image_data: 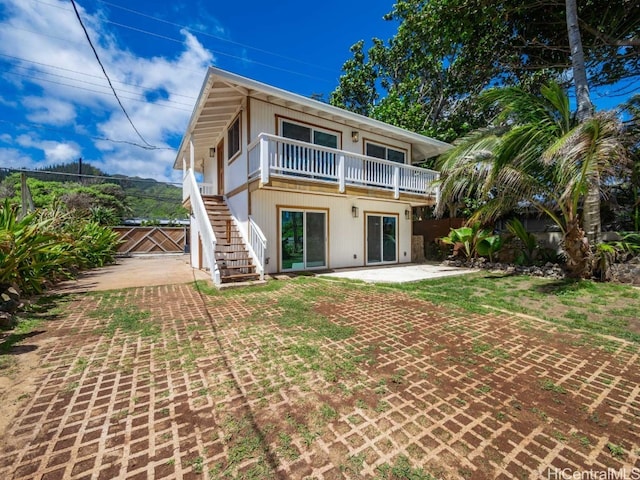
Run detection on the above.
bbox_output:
[0,161,187,223]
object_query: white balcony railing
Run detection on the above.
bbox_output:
[248,133,439,198]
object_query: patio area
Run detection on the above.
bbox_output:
[1,271,638,478]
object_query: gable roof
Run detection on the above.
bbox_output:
[174,67,451,170]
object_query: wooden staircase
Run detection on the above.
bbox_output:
[202,195,260,283]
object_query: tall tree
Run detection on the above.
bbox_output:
[437,83,627,277]
[566,0,601,244]
[331,0,639,142]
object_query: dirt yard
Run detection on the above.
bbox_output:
[1,276,639,479]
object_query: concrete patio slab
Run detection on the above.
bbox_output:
[319,262,476,283]
[52,254,211,293]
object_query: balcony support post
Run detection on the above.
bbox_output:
[259,135,270,185]
[189,138,195,172]
[338,154,345,193]
[393,165,400,199]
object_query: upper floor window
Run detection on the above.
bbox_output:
[228,115,241,160]
[365,141,406,164]
[280,119,339,149]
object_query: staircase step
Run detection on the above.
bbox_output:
[221,272,261,283]
[198,195,264,287]
[220,264,255,270]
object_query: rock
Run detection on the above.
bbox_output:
[0,285,21,314]
[0,311,16,328]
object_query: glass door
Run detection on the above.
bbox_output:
[281,209,327,271]
[366,214,397,264]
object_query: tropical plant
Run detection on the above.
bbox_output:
[505,218,539,265]
[0,200,62,294]
[476,235,503,263]
[437,82,628,278]
[593,242,618,282]
[440,223,497,261]
[0,199,121,296]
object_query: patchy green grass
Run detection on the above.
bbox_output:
[376,455,436,479]
[385,272,640,343]
[90,304,157,338]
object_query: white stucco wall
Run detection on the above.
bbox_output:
[250,189,412,274]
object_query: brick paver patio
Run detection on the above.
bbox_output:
[1,279,639,479]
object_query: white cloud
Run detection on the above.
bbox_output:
[0,133,12,144]
[23,97,77,125]
[0,148,39,170]
[15,134,81,164]
[0,96,18,108]
[0,0,216,181]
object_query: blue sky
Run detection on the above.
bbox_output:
[0,0,398,181]
[0,1,636,182]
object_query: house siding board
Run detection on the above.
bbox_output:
[251,189,411,274]
[227,151,247,193]
[226,189,249,240]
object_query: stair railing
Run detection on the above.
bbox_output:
[248,216,267,280]
[184,169,221,285]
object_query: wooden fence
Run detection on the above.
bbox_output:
[412,218,465,244]
[113,226,188,255]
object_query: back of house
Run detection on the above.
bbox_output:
[174,67,450,284]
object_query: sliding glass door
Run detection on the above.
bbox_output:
[366,214,397,264]
[281,209,327,271]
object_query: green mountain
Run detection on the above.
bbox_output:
[0,161,187,222]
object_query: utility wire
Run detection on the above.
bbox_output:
[104,20,334,84]
[1,167,182,186]
[98,0,336,73]
[0,52,197,100]
[5,62,194,107]
[0,119,177,151]
[3,70,193,113]
[69,0,156,148]
[28,0,335,85]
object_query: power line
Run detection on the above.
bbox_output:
[5,62,195,107]
[0,119,177,151]
[1,167,182,186]
[0,52,197,100]
[97,0,336,74]
[104,20,334,84]
[69,0,156,148]
[27,0,334,85]
[3,69,193,113]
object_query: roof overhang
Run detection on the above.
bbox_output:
[174,67,452,171]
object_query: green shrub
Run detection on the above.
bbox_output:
[0,199,121,295]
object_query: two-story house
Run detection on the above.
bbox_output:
[174,67,450,284]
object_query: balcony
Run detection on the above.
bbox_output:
[247,133,439,200]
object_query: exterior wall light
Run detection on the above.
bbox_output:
[405,209,411,220]
[351,131,359,143]
[209,147,215,157]
[352,206,359,218]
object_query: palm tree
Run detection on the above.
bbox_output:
[436,82,627,278]
[565,0,600,245]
